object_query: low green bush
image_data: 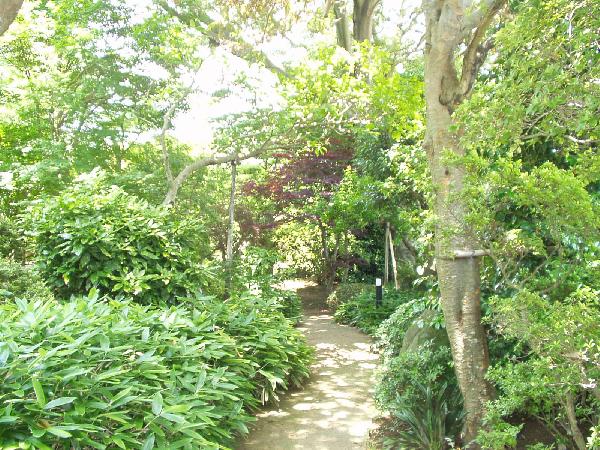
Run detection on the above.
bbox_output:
[267,288,303,325]
[25,172,210,304]
[326,282,369,311]
[375,343,455,417]
[333,289,421,335]
[202,293,312,403]
[0,291,313,449]
[381,381,464,450]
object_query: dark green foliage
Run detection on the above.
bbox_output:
[268,288,303,325]
[0,291,313,449]
[0,215,28,261]
[26,173,209,304]
[0,258,52,303]
[381,382,464,450]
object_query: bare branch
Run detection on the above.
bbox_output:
[157,0,291,79]
[463,0,505,32]
[159,85,195,187]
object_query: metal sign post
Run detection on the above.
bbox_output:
[375,278,383,308]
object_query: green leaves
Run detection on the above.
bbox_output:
[151,393,163,415]
[25,174,208,305]
[31,377,46,408]
[44,397,76,410]
[0,290,313,449]
[141,434,155,450]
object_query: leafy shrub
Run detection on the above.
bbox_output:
[376,343,455,415]
[326,282,368,311]
[267,288,303,325]
[371,295,461,448]
[334,289,421,335]
[25,172,209,304]
[0,258,52,302]
[0,291,313,449]
[205,293,313,403]
[0,214,27,260]
[375,297,443,358]
[381,382,464,450]
[478,288,600,447]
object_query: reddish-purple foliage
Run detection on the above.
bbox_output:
[240,139,354,234]
[243,144,354,206]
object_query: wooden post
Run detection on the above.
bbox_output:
[388,225,399,289]
[384,222,390,285]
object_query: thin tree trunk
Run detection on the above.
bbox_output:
[388,226,399,289]
[384,222,390,285]
[341,232,350,283]
[225,160,237,292]
[226,161,237,263]
[564,393,586,450]
[319,224,335,287]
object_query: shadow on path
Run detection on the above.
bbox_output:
[236,280,379,450]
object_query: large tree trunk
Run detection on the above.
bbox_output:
[422,1,504,445]
[332,0,352,51]
[352,0,379,42]
[0,0,23,37]
[424,57,493,449]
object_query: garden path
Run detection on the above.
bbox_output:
[236,280,379,450]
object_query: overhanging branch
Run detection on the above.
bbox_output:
[157,0,291,79]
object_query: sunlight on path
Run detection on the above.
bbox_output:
[236,281,379,450]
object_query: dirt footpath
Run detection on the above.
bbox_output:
[236,281,379,450]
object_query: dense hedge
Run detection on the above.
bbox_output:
[0,291,313,449]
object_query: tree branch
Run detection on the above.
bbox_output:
[159,85,195,187]
[162,120,303,205]
[458,0,506,100]
[462,0,505,32]
[157,0,291,79]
